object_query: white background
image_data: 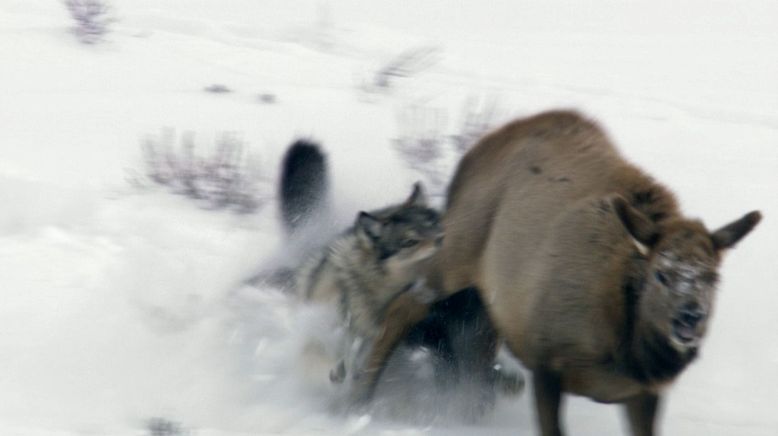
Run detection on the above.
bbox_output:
[1,1,776,435]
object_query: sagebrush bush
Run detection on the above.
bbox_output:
[451,95,503,154]
[64,0,114,44]
[393,105,448,191]
[357,46,440,96]
[203,84,232,94]
[136,130,267,213]
[146,417,186,436]
[373,46,440,89]
[393,97,503,194]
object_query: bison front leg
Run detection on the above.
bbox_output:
[623,392,660,436]
[349,292,431,405]
[532,368,565,436]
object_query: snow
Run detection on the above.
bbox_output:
[1,0,777,435]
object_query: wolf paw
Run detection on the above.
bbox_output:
[329,360,347,384]
[494,366,526,396]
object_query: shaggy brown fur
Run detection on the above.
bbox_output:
[357,110,761,436]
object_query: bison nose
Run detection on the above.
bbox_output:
[678,303,705,328]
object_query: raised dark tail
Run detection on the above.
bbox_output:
[279,139,328,234]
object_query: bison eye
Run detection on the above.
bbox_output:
[655,270,670,286]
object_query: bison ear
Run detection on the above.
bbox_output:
[612,196,659,246]
[710,211,762,251]
[404,182,428,207]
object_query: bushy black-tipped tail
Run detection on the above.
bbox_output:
[279,139,328,234]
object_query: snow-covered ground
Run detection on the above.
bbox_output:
[1,1,776,435]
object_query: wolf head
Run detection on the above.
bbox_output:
[613,196,761,351]
[355,183,444,275]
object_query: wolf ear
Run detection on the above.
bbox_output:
[404,182,428,207]
[356,211,383,239]
[612,196,659,246]
[710,211,761,251]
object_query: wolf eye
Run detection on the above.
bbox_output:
[655,271,670,286]
[401,239,419,248]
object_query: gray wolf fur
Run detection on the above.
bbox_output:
[245,140,331,289]
[296,182,443,387]
[360,110,761,436]
[297,182,442,309]
[279,139,328,235]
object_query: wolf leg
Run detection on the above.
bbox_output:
[349,292,431,405]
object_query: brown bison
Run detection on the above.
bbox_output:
[355,110,761,436]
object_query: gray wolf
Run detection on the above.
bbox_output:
[294,181,444,386]
[278,140,523,415]
[361,110,761,435]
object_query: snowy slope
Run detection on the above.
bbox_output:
[1,1,777,435]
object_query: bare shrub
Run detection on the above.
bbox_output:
[63,0,115,44]
[374,46,440,89]
[451,95,504,153]
[359,46,441,95]
[393,105,448,191]
[257,93,277,104]
[393,96,503,194]
[203,84,232,94]
[137,129,267,213]
[146,417,187,436]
